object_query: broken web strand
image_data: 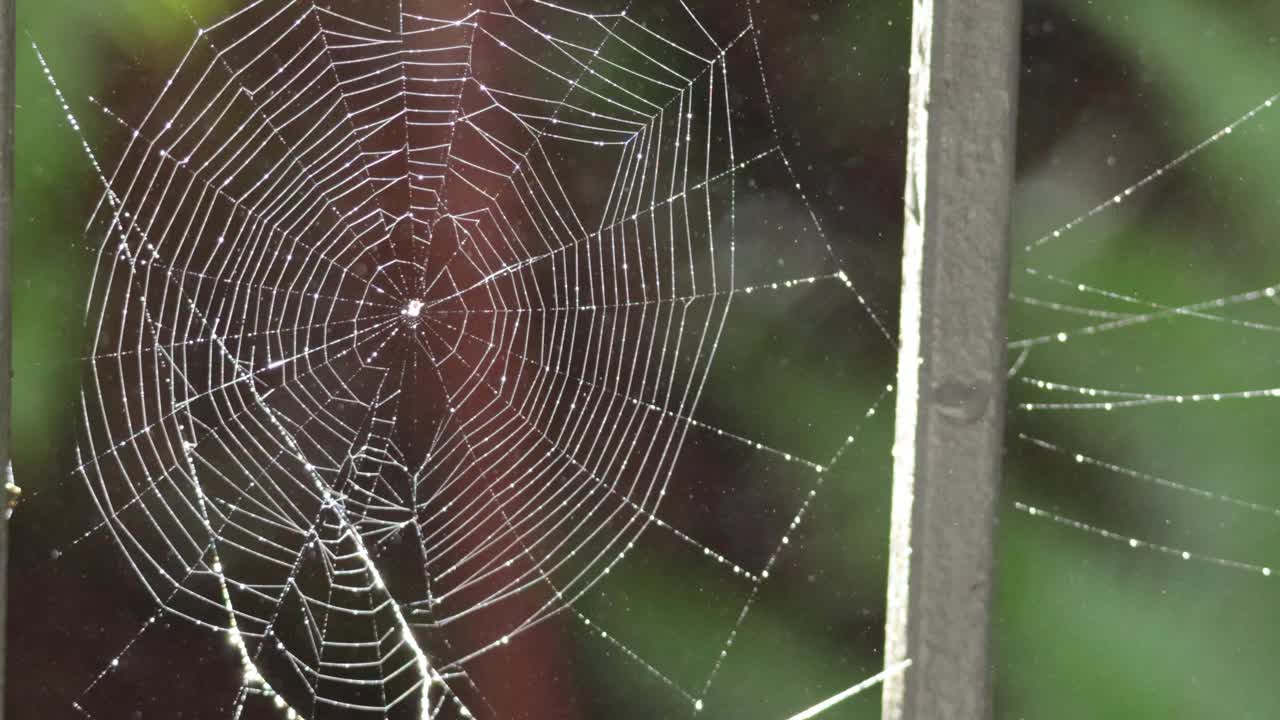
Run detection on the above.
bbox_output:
[35,1,898,719]
[44,36,526,719]
[1012,86,1280,578]
[33,36,357,717]
[42,50,463,720]
[38,14,537,720]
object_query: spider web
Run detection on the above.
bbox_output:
[1012,91,1280,573]
[1001,12,1280,702]
[32,1,896,718]
[1001,0,1280,648]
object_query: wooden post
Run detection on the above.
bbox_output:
[883,1,1021,719]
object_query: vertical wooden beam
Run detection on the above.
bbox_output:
[883,1,1020,719]
[0,0,12,716]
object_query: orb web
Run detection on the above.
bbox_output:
[36,1,895,719]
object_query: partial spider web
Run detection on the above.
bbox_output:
[1006,4,1280,714]
[1011,60,1280,574]
[31,1,899,719]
